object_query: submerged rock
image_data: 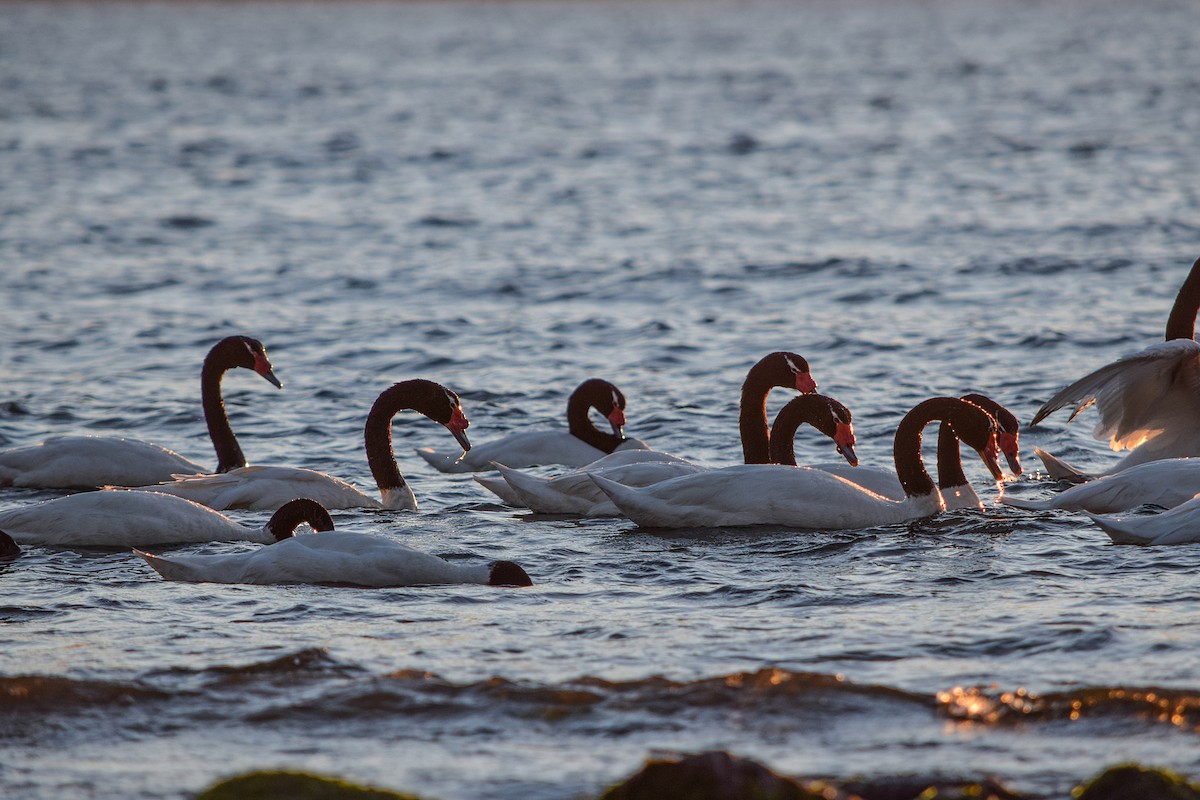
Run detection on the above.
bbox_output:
[599,751,833,800]
[1074,765,1200,800]
[195,770,421,800]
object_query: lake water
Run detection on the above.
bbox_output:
[2,1,1200,797]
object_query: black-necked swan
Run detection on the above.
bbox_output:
[0,531,19,560]
[0,336,281,489]
[135,504,533,587]
[121,380,472,511]
[1031,256,1200,481]
[0,493,333,548]
[496,393,854,517]
[810,393,1021,510]
[473,351,820,506]
[415,378,649,473]
[591,397,1004,530]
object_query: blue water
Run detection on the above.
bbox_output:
[3,1,1200,797]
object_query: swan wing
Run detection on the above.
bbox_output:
[591,466,934,530]
[1009,459,1200,513]
[1033,340,1200,452]
[123,465,380,511]
[809,463,904,500]
[417,431,606,473]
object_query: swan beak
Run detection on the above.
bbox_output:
[447,406,472,452]
[998,432,1022,476]
[837,444,859,467]
[253,354,283,389]
[608,407,626,439]
[796,373,817,394]
[982,446,1006,481]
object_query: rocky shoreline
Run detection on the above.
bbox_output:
[195,751,1200,800]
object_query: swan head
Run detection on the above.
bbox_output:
[444,396,473,453]
[960,393,1022,476]
[265,498,336,542]
[488,560,533,587]
[573,379,629,440]
[219,335,282,389]
[833,417,858,467]
[782,353,817,393]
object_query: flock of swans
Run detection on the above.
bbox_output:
[2,256,1199,588]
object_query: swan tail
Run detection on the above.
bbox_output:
[414,447,470,473]
[1084,513,1154,545]
[135,549,206,582]
[1034,448,1095,483]
[588,474,671,526]
[474,473,522,506]
[498,465,583,514]
[998,492,1056,511]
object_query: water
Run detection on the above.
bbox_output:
[2,0,1200,797]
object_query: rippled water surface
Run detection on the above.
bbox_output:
[3,1,1200,797]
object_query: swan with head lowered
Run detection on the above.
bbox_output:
[121,380,471,511]
[1031,256,1200,482]
[0,494,333,548]
[809,393,1022,510]
[0,336,281,489]
[1085,494,1200,545]
[1001,457,1200,514]
[416,378,650,473]
[592,397,1005,530]
[473,351,820,507]
[494,392,851,517]
[135,501,532,587]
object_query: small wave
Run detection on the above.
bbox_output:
[0,675,169,711]
[938,684,1200,731]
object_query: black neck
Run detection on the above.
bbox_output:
[566,380,623,453]
[739,353,809,464]
[894,398,991,498]
[1164,257,1200,341]
[202,350,246,473]
[365,380,458,492]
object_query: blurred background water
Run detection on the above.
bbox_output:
[2,0,1200,797]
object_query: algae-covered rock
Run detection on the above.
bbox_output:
[195,770,422,800]
[842,776,1025,800]
[1074,765,1200,800]
[600,751,834,800]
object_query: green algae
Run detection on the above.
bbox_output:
[195,770,422,800]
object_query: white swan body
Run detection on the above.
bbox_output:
[591,467,945,529]
[136,532,533,587]
[806,464,987,510]
[121,465,412,512]
[1002,458,1200,514]
[0,336,281,489]
[418,431,649,474]
[121,380,469,512]
[593,397,1004,530]
[0,491,294,547]
[1086,494,1200,545]
[0,436,205,489]
[473,448,687,506]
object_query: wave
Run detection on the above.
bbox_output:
[938,684,1200,731]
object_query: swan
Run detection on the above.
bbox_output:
[121,380,472,511]
[415,378,650,473]
[494,393,855,517]
[0,336,281,489]
[591,397,1004,530]
[473,350,820,505]
[1031,256,1200,481]
[1085,495,1200,545]
[1001,457,1200,514]
[135,507,533,587]
[808,394,1022,510]
[0,494,333,548]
